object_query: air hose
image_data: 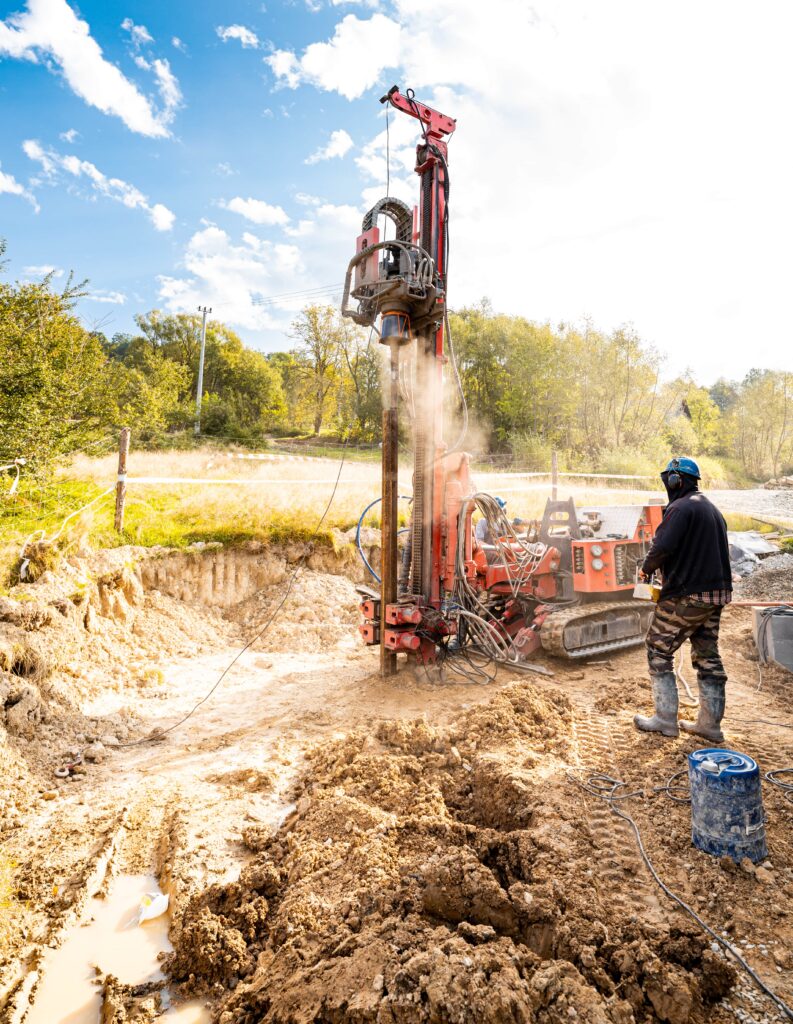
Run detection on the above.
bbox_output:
[355,495,412,583]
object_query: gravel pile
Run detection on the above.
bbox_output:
[734,552,793,601]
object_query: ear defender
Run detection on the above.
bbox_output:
[666,458,682,490]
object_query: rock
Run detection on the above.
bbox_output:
[100,733,120,748]
[644,962,693,1024]
[740,858,756,876]
[84,741,106,763]
[456,922,497,945]
[41,790,58,801]
[754,866,774,884]
[372,973,384,992]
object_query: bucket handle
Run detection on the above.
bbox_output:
[700,754,744,775]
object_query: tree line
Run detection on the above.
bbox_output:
[1,243,790,482]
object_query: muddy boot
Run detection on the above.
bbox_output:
[634,672,679,737]
[679,677,725,743]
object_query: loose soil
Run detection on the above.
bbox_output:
[1,539,791,1023]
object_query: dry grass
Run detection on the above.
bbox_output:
[3,446,786,583]
[19,445,772,586]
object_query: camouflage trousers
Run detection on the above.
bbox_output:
[645,597,727,680]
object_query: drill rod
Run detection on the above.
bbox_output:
[380,342,400,676]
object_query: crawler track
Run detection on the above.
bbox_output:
[541,600,655,658]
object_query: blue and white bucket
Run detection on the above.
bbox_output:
[687,748,767,863]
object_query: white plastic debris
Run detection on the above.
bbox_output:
[136,891,169,925]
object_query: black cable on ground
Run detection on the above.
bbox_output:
[765,768,793,806]
[568,769,793,1022]
[116,435,351,748]
[653,768,691,804]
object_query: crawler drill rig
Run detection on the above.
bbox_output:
[342,87,662,677]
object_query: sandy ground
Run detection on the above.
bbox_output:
[0,543,792,1023]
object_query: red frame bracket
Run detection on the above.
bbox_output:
[380,85,456,142]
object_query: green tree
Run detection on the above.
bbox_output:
[125,311,285,436]
[337,318,381,438]
[289,305,343,435]
[0,270,111,472]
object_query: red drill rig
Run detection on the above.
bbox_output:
[342,86,662,677]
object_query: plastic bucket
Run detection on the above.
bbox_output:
[687,748,767,863]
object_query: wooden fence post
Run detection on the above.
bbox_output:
[114,427,130,533]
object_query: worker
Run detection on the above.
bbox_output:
[475,497,507,544]
[634,457,732,741]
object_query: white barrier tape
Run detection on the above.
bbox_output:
[126,477,359,486]
[477,470,657,481]
[117,473,127,483]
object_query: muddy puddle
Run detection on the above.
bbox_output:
[25,875,209,1024]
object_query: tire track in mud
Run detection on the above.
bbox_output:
[570,701,666,924]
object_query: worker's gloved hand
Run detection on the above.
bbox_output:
[638,569,649,583]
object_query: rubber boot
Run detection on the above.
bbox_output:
[634,673,679,737]
[679,677,725,743]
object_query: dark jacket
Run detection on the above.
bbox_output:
[641,485,732,599]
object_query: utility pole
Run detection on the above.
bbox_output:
[194,305,212,436]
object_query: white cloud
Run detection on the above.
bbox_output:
[23,140,175,230]
[120,17,152,47]
[266,14,401,100]
[0,0,179,136]
[216,24,259,48]
[305,128,353,165]
[281,0,793,381]
[0,163,39,211]
[158,226,305,330]
[159,205,357,336]
[221,196,290,226]
[216,162,236,176]
[59,127,79,143]
[150,203,176,231]
[151,57,181,118]
[171,36,187,53]
[88,289,127,304]
[266,50,301,89]
[23,264,63,277]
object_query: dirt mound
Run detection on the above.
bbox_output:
[229,570,361,653]
[165,682,735,1023]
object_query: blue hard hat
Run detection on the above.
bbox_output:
[664,456,701,480]
[495,496,507,509]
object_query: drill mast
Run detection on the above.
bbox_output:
[342,85,458,673]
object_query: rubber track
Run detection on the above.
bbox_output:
[540,600,655,659]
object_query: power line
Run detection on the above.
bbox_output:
[251,284,340,307]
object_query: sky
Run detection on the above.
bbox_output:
[1,0,792,384]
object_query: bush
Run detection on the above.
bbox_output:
[508,433,556,472]
[591,445,663,478]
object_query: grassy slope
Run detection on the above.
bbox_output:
[1,447,787,585]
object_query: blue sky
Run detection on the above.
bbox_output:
[2,0,793,382]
